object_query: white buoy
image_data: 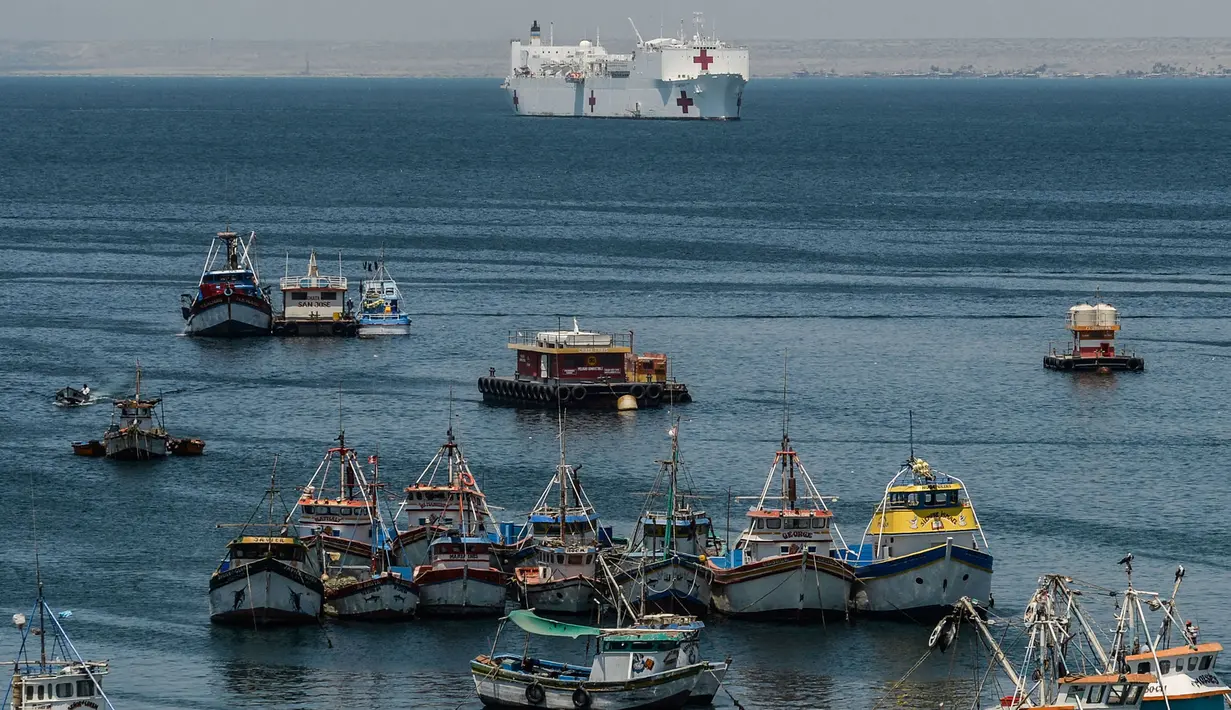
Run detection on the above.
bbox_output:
[616,394,638,411]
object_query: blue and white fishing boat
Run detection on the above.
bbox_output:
[7,571,114,709]
[180,228,272,337]
[356,259,411,337]
[471,610,716,710]
[844,452,992,619]
[613,419,721,616]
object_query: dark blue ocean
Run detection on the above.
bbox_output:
[1,77,1230,709]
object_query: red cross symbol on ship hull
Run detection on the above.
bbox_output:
[589,90,597,113]
[512,90,519,111]
[694,49,714,71]
[676,90,695,114]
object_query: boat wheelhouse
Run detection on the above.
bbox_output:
[1045,296,1144,372]
[478,318,692,409]
[391,428,530,571]
[356,259,411,337]
[845,455,992,619]
[293,431,376,548]
[471,610,714,710]
[102,362,169,460]
[412,534,508,617]
[9,580,113,710]
[514,440,609,616]
[180,229,273,337]
[614,419,722,616]
[708,432,855,619]
[273,251,356,337]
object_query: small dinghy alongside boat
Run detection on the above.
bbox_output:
[471,610,715,710]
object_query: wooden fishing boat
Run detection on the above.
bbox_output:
[169,437,207,456]
[71,440,106,457]
[102,363,169,460]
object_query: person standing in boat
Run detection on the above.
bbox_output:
[81,384,90,397]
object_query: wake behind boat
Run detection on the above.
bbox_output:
[181,228,273,337]
[356,259,411,337]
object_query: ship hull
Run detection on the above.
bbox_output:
[208,558,323,626]
[472,658,702,710]
[185,294,272,337]
[478,377,691,410]
[326,576,419,620]
[710,554,852,619]
[850,545,992,620]
[506,73,744,120]
[614,558,712,615]
[414,566,508,617]
[517,576,597,616]
[104,430,168,460]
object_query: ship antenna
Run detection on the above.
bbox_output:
[909,410,915,461]
[781,351,790,444]
[31,470,46,668]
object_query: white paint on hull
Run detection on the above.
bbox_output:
[417,578,506,616]
[104,431,167,460]
[506,74,744,120]
[522,578,596,616]
[328,577,419,619]
[712,562,850,617]
[617,561,711,611]
[185,298,272,336]
[852,557,991,615]
[472,663,702,709]
[357,322,410,337]
[209,568,321,624]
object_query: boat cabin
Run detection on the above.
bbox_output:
[400,483,481,529]
[427,536,494,570]
[638,511,713,558]
[1125,642,1221,678]
[510,324,632,383]
[735,509,835,562]
[519,541,598,585]
[12,662,108,708]
[199,268,259,299]
[528,509,603,540]
[295,494,374,542]
[218,536,311,573]
[111,396,160,432]
[863,458,983,561]
[279,251,348,322]
[360,277,401,315]
[588,630,691,682]
[1033,673,1152,709]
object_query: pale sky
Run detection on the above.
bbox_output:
[5,0,1231,41]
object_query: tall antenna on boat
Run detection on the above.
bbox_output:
[30,467,46,668]
[909,410,915,461]
[781,351,790,442]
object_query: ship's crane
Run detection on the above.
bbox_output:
[628,17,644,46]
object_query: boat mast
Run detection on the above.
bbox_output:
[135,360,142,400]
[665,418,679,557]
[781,356,796,510]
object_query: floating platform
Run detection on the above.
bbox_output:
[477,377,692,410]
[272,317,358,337]
[1044,354,1144,371]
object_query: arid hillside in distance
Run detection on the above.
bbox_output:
[3,37,1231,78]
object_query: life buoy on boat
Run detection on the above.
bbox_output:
[571,687,592,708]
[525,682,546,705]
[460,471,476,487]
[224,287,234,297]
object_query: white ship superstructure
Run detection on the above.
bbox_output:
[503,13,749,120]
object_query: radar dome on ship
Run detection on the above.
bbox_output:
[579,40,592,48]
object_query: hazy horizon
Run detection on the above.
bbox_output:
[7,0,1231,42]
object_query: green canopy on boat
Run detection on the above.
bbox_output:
[508,610,601,638]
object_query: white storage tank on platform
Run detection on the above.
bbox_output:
[1092,303,1119,328]
[1068,304,1097,328]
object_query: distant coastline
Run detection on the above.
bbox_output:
[3,36,1231,79]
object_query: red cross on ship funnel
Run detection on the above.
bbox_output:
[693,49,714,71]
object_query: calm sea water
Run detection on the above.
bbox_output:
[1,77,1230,709]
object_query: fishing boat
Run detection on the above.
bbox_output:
[272,251,356,337]
[8,571,114,709]
[471,610,715,710]
[356,258,411,337]
[391,427,531,571]
[478,318,692,410]
[844,440,992,619]
[180,228,273,337]
[412,532,509,617]
[514,432,607,617]
[1043,561,1230,710]
[292,431,376,544]
[613,419,721,616]
[209,472,323,626]
[707,431,855,619]
[169,437,207,456]
[927,593,1153,710]
[322,455,419,620]
[632,613,730,707]
[54,385,92,407]
[102,363,169,460]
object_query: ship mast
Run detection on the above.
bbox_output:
[781,356,797,510]
[665,417,679,556]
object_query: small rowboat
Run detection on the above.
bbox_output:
[72,440,106,457]
[56,386,92,407]
[170,438,207,456]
